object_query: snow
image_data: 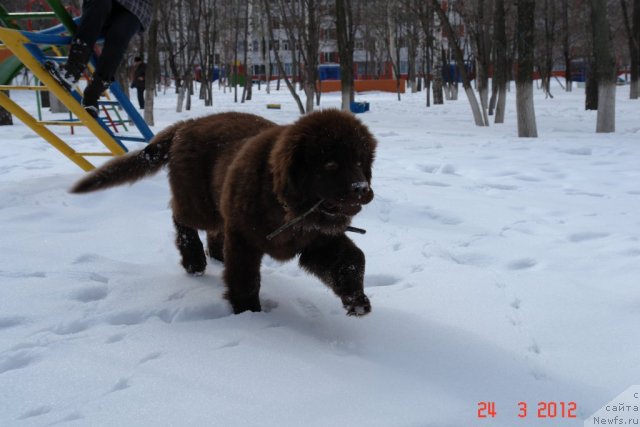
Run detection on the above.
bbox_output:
[1,82,639,426]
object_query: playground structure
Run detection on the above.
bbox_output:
[0,0,153,171]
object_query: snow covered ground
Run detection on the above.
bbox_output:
[1,82,639,426]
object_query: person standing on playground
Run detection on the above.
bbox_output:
[130,56,146,110]
[48,0,151,118]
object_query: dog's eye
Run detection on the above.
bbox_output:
[356,161,362,167]
[324,161,339,171]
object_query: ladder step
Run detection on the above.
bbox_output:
[6,12,57,20]
[43,55,67,63]
[76,152,116,157]
[116,136,147,142]
[38,120,83,126]
[0,85,49,91]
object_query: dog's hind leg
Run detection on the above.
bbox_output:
[173,218,207,275]
[206,231,224,262]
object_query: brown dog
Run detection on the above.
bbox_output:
[72,110,377,316]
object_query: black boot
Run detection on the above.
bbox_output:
[82,77,111,119]
[45,38,91,91]
[64,38,92,83]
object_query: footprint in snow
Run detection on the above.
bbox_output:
[105,333,126,344]
[173,303,230,322]
[422,207,463,226]
[418,164,439,174]
[564,189,606,198]
[365,274,401,288]
[418,164,457,175]
[0,350,39,375]
[567,232,609,243]
[88,272,109,284]
[296,298,322,318]
[484,183,519,191]
[413,179,451,188]
[506,258,537,270]
[0,316,26,330]
[51,318,92,335]
[217,340,240,350]
[139,352,162,364]
[70,285,109,303]
[109,378,131,393]
[57,412,84,423]
[515,175,542,182]
[17,406,52,420]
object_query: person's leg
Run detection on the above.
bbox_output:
[93,2,141,81]
[62,0,114,83]
[75,0,114,49]
[82,3,141,117]
[137,87,145,109]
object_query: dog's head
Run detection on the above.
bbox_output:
[270,109,377,233]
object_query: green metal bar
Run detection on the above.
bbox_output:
[44,0,77,34]
[4,12,57,20]
[108,104,129,132]
[0,4,21,29]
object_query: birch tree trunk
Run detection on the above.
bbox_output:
[241,0,252,103]
[493,0,507,123]
[516,0,538,137]
[143,0,159,126]
[591,0,616,132]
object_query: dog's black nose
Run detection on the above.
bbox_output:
[351,181,369,196]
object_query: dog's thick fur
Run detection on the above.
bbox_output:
[72,110,377,315]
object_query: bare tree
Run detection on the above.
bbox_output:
[562,0,573,92]
[412,0,441,106]
[263,0,306,113]
[198,0,218,106]
[537,0,557,98]
[385,0,404,101]
[516,0,538,137]
[465,0,493,125]
[336,0,356,110]
[621,0,640,99]
[432,0,487,126]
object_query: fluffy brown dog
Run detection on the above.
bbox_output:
[71,110,377,316]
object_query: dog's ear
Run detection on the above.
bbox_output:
[269,129,305,205]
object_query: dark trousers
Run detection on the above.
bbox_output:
[136,86,145,109]
[76,0,141,81]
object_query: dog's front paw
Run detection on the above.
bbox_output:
[227,293,262,314]
[182,257,207,276]
[342,292,371,317]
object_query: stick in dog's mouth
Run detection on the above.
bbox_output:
[266,199,366,240]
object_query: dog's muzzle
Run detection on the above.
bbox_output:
[351,181,369,197]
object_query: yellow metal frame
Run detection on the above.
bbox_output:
[0,27,127,170]
[0,90,94,170]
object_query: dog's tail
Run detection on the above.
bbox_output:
[70,124,178,194]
